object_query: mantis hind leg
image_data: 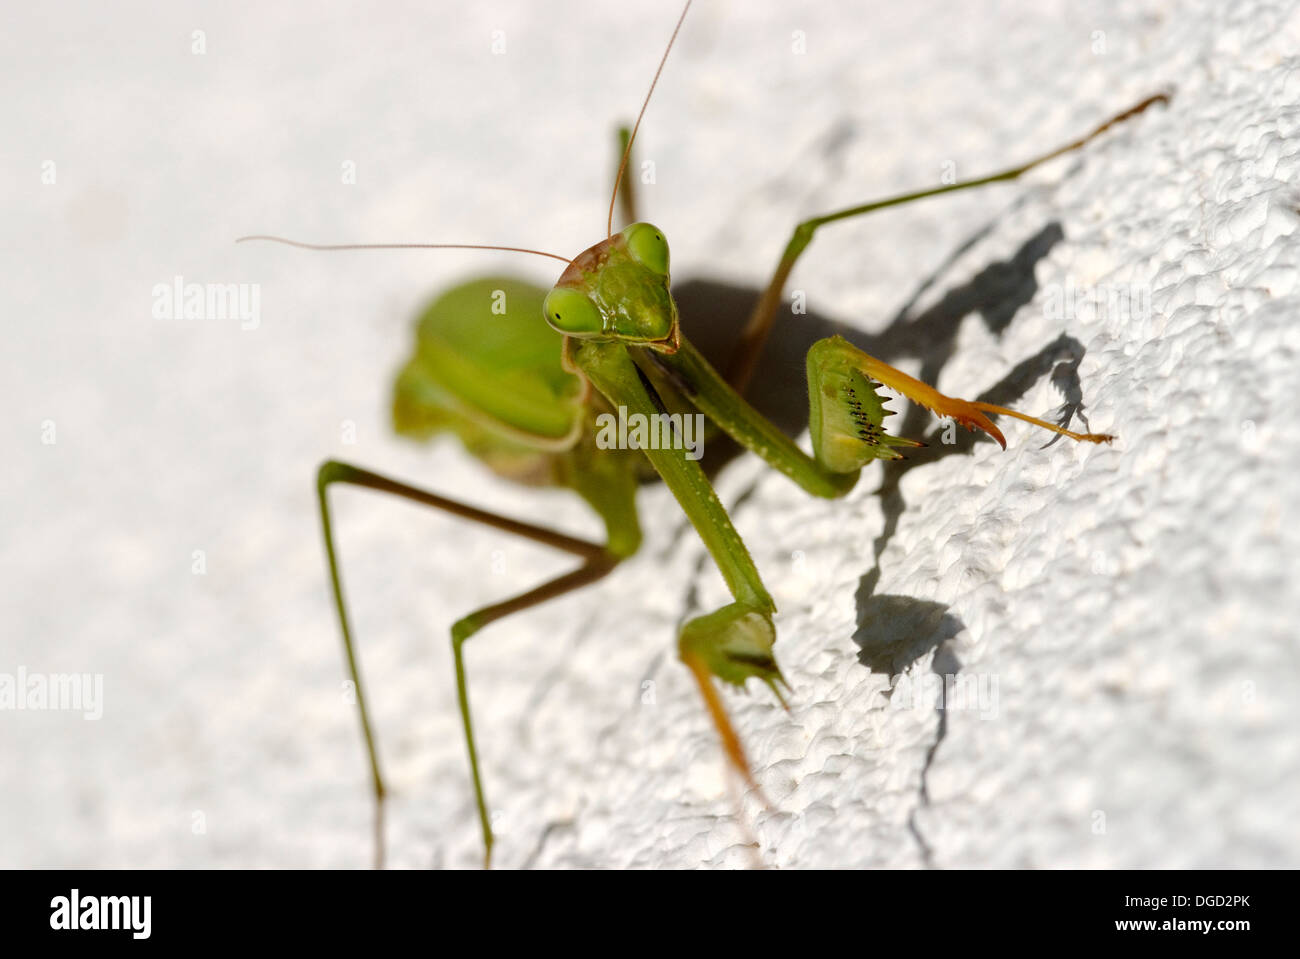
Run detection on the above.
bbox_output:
[316,459,622,868]
[724,93,1170,393]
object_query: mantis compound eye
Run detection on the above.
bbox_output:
[623,222,670,276]
[543,286,604,335]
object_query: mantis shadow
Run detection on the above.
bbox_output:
[851,594,964,678]
[676,218,1087,674]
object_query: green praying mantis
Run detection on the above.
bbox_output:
[241,1,1166,867]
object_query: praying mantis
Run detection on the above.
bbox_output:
[241,1,1166,867]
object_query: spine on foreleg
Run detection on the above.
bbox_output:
[806,337,922,473]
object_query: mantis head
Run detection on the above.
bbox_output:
[543,222,680,353]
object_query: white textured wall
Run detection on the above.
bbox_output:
[3,0,1298,868]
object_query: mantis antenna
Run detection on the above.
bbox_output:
[606,0,692,238]
[239,3,697,262]
[235,235,572,265]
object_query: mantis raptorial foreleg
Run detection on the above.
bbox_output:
[571,340,786,790]
[723,93,1170,394]
[649,331,1110,512]
[316,460,626,867]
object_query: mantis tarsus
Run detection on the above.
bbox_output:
[241,0,1166,867]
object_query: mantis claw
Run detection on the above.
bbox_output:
[678,602,786,796]
[764,676,792,713]
[809,336,1113,457]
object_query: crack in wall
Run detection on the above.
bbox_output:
[906,641,962,868]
